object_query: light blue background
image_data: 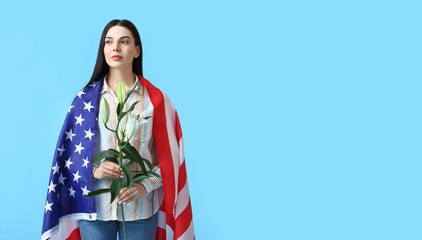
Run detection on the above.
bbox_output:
[0,0,420,239]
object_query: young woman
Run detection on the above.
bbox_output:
[42,19,194,240]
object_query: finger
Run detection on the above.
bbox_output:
[102,164,123,177]
[102,162,122,172]
[117,187,128,199]
[102,168,121,178]
[103,168,120,177]
[118,187,136,203]
[119,190,138,204]
[105,165,123,175]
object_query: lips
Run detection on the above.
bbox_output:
[111,55,122,60]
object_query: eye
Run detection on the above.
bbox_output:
[122,40,129,44]
[105,40,112,44]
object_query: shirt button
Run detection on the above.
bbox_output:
[89,214,92,219]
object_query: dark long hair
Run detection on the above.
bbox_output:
[85,19,143,87]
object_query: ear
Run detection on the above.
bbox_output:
[135,45,141,58]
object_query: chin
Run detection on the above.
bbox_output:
[107,63,126,69]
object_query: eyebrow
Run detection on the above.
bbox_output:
[105,36,131,40]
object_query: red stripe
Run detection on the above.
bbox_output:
[174,199,193,239]
[139,75,176,218]
[66,228,81,240]
[155,227,166,240]
[175,111,182,144]
[178,161,187,193]
[139,74,194,239]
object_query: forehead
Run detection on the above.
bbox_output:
[105,26,134,38]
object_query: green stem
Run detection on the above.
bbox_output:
[113,98,128,239]
[115,118,123,146]
[104,123,116,133]
[120,204,127,240]
[122,141,129,150]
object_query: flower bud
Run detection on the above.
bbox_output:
[116,80,126,105]
[100,97,110,124]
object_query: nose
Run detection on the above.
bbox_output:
[113,42,120,52]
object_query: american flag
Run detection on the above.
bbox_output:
[42,75,194,240]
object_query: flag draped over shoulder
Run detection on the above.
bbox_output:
[42,74,194,240]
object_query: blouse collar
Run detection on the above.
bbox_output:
[101,74,142,95]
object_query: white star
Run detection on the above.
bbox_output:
[81,185,90,196]
[75,114,85,126]
[57,145,66,157]
[89,81,98,87]
[65,157,73,169]
[58,173,67,185]
[73,171,82,183]
[48,181,57,194]
[84,128,94,141]
[83,101,95,112]
[45,201,53,213]
[65,129,76,141]
[52,162,60,175]
[74,142,85,155]
[77,90,85,98]
[68,105,74,113]
[68,186,76,198]
[82,157,90,168]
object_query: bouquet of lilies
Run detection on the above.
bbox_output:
[84,79,161,240]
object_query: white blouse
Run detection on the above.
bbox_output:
[93,74,163,221]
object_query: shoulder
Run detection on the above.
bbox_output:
[143,77,177,113]
[70,80,103,103]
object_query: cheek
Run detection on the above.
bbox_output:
[125,46,137,56]
[103,45,109,54]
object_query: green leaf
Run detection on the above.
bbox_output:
[93,149,120,164]
[146,171,162,179]
[132,174,150,183]
[83,188,110,198]
[122,174,147,187]
[105,155,119,165]
[118,111,128,122]
[110,178,122,204]
[128,100,140,112]
[125,79,138,103]
[144,116,151,120]
[122,153,136,165]
[118,101,140,122]
[122,145,147,174]
[117,103,122,117]
[121,164,133,190]
[141,156,153,170]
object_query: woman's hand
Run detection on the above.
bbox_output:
[117,183,147,204]
[93,160,123,179]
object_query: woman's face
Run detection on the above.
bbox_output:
[103,26,140,70]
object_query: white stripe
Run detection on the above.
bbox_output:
[175,182,190,219]
[157,210,166,229]
[41,213,97,240]
[177,220,195,240]
[161,90,180,213]
[166,224,175,240]
[179,137,185,165]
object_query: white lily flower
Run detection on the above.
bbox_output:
[125,111,149,141]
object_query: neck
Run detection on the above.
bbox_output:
[106,68,136,92]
